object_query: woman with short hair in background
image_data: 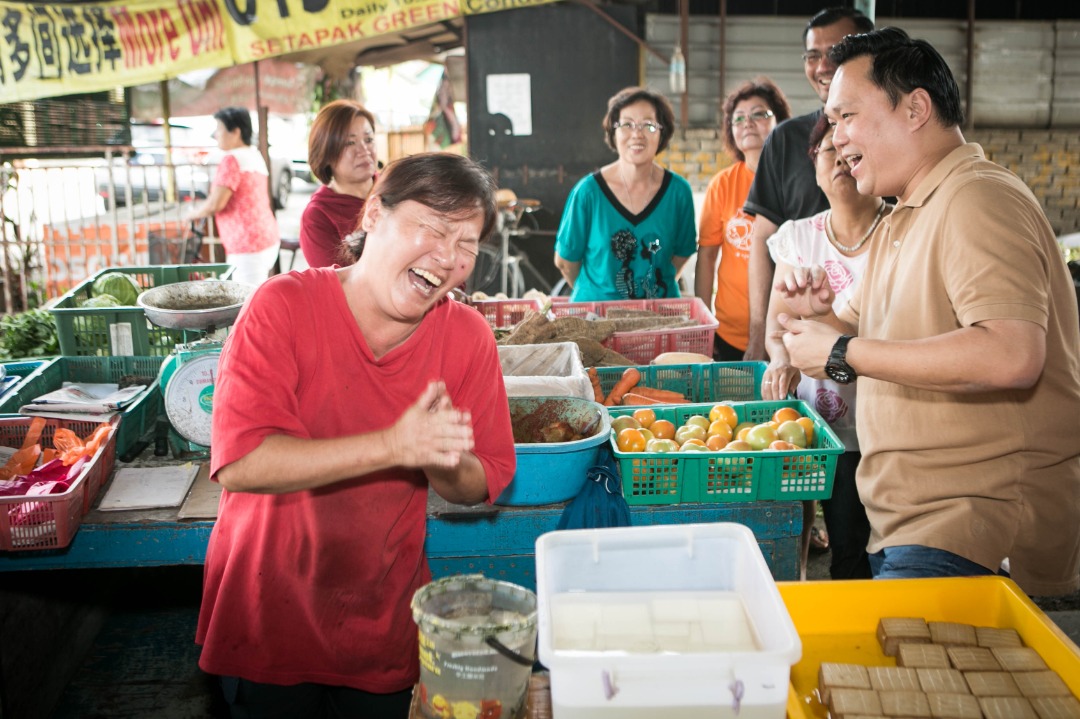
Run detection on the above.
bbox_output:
[301,99,379,268]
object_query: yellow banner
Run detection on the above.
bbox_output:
[0,0,558,104]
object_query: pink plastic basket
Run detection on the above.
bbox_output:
[549,297,718,364]
[472,298,543,328]
[0,417,118,551]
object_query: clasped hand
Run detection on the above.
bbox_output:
[388,380,474,470]
[773,265,841,381]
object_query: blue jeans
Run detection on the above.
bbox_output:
[869,545,997,579]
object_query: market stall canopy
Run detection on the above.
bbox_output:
[0,0,554,103]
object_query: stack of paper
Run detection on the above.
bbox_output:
[98,463,200,511]
[20,382,145,423]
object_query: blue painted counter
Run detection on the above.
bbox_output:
[0,494,802,584]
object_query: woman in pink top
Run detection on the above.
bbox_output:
[187,107,280,285]
[301,100,379,267]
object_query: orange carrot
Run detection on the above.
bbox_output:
[587,367,605,404]
[632,386,688,403]
[604,367,641,406]
[620,392,662,406]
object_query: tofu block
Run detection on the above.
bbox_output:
[830,688,883,718]
[965,671,1022,697]
[1031,695,1080,719]
[993,646,1049,672]
[819,662,872,705]
[979,695,1039,718]
[1014,670,1073,698]
[930,621,977,647]
[918,668,970,695]
[976,626,1024,649]
[947,646,1002,671]
[926,692,982,718]
[878,617,932,657]
[868,666,921,692]
[898,643,951,668]
[879,689,931,717]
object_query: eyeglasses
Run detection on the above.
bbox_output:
[613,121,661,134]
[731,110,775,126]
[802,46,838,65]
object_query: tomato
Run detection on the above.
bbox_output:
[772,406,802,425]
[708,403,739,430]
[795,417,816,446]
[617,427,647,453]
[631,408,656,428]
[650,419,676,440]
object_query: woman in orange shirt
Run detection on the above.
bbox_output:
[695,78,790,360]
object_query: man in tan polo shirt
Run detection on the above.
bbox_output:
[775,27,1080,597]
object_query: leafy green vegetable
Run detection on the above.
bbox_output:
[80,293,121,308]
[91,272,140,305]
[0,309,58,360]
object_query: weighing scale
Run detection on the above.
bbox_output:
[137,280,254,459]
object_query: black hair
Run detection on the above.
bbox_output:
[603,87,677,154]
[807,112,832,160]
[829,26,965,127]
[212,107,253,146]
[721,77,792,162]
[804,6,874,42]
[341,152,498,262]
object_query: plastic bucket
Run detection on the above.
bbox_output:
[411,574,538,719]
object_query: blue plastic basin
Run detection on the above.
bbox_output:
[497,396,611,506]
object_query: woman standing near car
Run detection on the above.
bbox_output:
[300,100,379,268]
[186,107,281,286]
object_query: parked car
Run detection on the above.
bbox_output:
[97,122,293,210]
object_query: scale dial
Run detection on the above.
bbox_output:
[163,351,220,447]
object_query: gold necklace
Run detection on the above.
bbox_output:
[826,202,887,252]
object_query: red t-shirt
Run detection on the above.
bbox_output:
[300,185,367,268]
[196,268,516,692]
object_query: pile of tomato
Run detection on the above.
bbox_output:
[613,404,816,454]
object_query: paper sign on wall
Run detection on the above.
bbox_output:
[486,73,532,136]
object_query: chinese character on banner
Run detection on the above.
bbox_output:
[423,69,461,149]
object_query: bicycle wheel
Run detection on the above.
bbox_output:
[466,243,503,296]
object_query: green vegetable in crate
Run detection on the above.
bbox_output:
[79,293,121,308]
[91,272,141,305]
[0,309,59,360]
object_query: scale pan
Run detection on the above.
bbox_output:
[137,280,255,330]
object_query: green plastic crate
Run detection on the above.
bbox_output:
[0,356,164,459]
[1,360,49,400]
[608,399,844,505]
[596,361,767,404]
[49,264,233,357]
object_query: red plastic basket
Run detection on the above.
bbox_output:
[472,298,543,328]
[549,297,718,364]
[0,417,118,551]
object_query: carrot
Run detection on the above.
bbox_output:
[632,385,688,403]
[620,392,662,406]
[604,367,641,406]
[587,367,605,404]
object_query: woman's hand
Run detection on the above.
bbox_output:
[775,265,835,319]
[387,380,475,470]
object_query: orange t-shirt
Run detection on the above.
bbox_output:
[697,162,756,350]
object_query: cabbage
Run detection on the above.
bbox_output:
[91,272,140,305]
[81,294,121,308]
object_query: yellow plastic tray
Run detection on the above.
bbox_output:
[778,576,1080,718]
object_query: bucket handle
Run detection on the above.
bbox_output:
[484,636,535,667]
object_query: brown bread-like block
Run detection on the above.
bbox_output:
[898,643,951,668]
[979,695,1039,718]
[1031,695,1080,719]
[868,666,921,692]
[993,646,1049,672]
[976,626,1024,649]
[965,670,1021,697]
[831,688,884,718]
[918,668,970,695]
[819,662,872,705]
[947,646,1002,671]
[925,692,982,719]
[1014,670,1072,698]
[878,617,932,656]
[879,689,931,717]
[929,621,977,647]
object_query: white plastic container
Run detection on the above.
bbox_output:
[499,342,592,400]
[535,523,800,718]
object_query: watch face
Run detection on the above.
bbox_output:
[826,361,855,384]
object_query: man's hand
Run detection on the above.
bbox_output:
[778,313,842,380]
[775,265,835,319]
[386,380,474,470]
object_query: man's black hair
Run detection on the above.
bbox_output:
[803,6,875,41]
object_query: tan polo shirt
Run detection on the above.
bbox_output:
[840,143,1080,596]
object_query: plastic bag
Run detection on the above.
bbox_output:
[556,446,631,530]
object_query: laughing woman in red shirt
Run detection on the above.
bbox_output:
[196,153,516,719]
